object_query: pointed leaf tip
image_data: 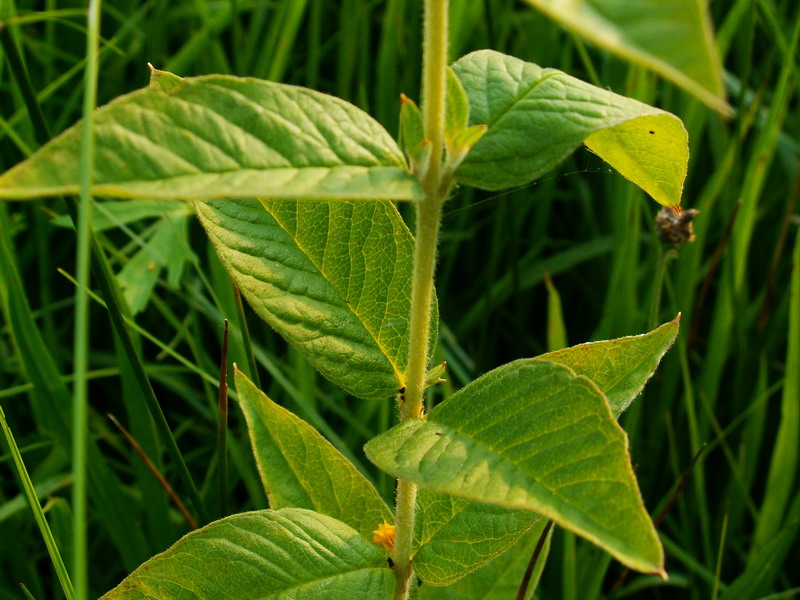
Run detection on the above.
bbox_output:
[365,360,665,574]
[147,65,184,93]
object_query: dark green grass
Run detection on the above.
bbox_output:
[1,1,799,598]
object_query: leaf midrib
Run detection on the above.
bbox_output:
[263,201,405,386]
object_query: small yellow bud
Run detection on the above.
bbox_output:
[373,522,396,554]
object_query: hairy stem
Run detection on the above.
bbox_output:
[392,1,449,598]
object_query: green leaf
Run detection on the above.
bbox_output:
[424,361,447,389]
[118,213,193,314]
[365,360,664,575]
[536,316,680,417]
[520,0,731,116]
[0,74,422,202]
[413,489,539,586]
[101,508,395,599]
[445,67,469,139]
[148,63,183,93]
[196,198,438,400]
[234,369,393,540]
[399,94,425,157]
[452,50,688,207]
[399,94,431,178]
[417,518,552,600]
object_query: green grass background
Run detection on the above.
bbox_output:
[1,1,799,598]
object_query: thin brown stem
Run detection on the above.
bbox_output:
[107,414,197,530]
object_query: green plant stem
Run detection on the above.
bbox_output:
[392,1,449,598]
[73,3,101,598]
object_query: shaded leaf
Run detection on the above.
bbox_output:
[452,50,688,207]
[365,360,663,575]
[520,0,731,115]
[102,509,395,599]
[0,74,422,202]
[197,198,437,400]
[417,518,552,600]
[234,369,393,540]
[413,489,539,586]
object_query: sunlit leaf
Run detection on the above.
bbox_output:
[452,50,688,207]
[234,369,393,539]
[102,509,395,599]
[0,74,422,202]
[365,360,664,575]
[536,316,680,416]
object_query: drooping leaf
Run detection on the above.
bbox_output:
[413,489,539,586]
[0,74,422,202]
[234,369,393,539]
[452,50,688,207]
[536,316,680,417]
[520,0,731,116]
[417,518,553,600]
[197,198,438,400]
[365,360,664,575]
[102,509,395,599]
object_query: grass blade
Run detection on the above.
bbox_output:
[751,227,800,552]
[0,405,74,600]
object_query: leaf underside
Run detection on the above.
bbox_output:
[197,198,437,400]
